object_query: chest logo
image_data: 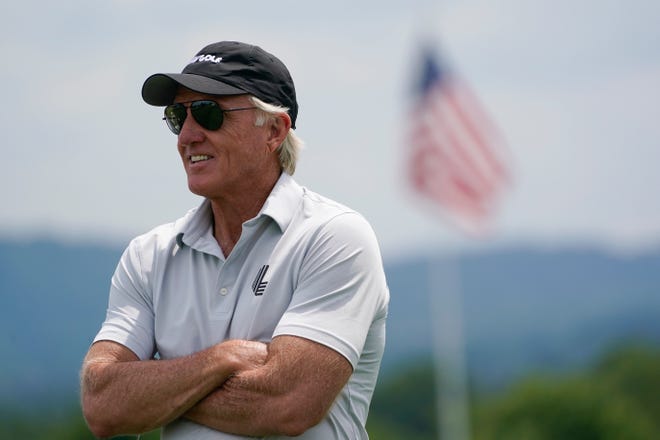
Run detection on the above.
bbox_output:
[252,265,269,296]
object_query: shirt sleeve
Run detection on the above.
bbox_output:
[93,237,156,360]
[273,212,390,369]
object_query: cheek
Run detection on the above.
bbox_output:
[178,151,188,168]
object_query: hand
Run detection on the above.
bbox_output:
[213,339,268,374]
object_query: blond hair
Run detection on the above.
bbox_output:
[250,96,304,175]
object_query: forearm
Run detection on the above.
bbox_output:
[185,366,289,436]
[185,336,352,437]
[81,340,265,438]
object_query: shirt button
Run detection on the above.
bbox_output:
[220,287,228,296]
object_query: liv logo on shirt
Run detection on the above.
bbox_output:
[252,265,269,296]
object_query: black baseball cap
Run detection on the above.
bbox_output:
[141,41,298,128]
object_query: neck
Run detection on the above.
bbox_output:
[210,172,280,256]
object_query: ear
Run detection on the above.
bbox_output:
[265,113,292,153]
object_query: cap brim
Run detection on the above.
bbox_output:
[141,73,247,106]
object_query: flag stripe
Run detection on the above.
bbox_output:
[411,120,489,219]
[427,90,497,197]
[445,83,508,183]
[416,87,496,204]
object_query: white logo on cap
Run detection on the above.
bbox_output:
[189,54,223,64]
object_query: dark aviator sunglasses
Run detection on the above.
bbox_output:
[163,100,256,135]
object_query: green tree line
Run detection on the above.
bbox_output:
[367,344,660,439]
[2,344,658,439]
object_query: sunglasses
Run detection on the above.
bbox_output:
[163,100,256,135]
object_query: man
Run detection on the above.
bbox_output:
[80,41,389,439]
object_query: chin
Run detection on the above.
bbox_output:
[187,181,213,198]
[188,179,228,199]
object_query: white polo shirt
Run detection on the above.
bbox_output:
[94,173,390,439]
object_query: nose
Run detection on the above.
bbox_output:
[177,108,205,146]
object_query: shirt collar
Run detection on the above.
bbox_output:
[174,199,220,257]
[175,173,303,254]
[255,173,303,232]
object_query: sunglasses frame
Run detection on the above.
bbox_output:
[163,100,257,135]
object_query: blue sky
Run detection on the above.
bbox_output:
[2,0,659,258]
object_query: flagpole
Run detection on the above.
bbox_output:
[429,252,471,440]
[407,6,510,438]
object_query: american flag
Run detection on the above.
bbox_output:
[408,47,510,233]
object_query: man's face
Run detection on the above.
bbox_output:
[173,89,277,199]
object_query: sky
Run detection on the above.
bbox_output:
[1,0,659,259]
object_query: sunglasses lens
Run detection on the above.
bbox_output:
[164,104,187,134]
[191,101,223,131]
[163,100,224,134]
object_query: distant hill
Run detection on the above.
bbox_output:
[1,239,659,410]
[0,239,124,410]
[382,247,660,389]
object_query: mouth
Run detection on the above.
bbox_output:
[189,154,212,164]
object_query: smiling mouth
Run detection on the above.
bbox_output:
[190,155,212,164]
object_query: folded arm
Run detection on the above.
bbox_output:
[80,339,267,438]
[185,334,353,437]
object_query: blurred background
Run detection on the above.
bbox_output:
[1,0,659,438]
